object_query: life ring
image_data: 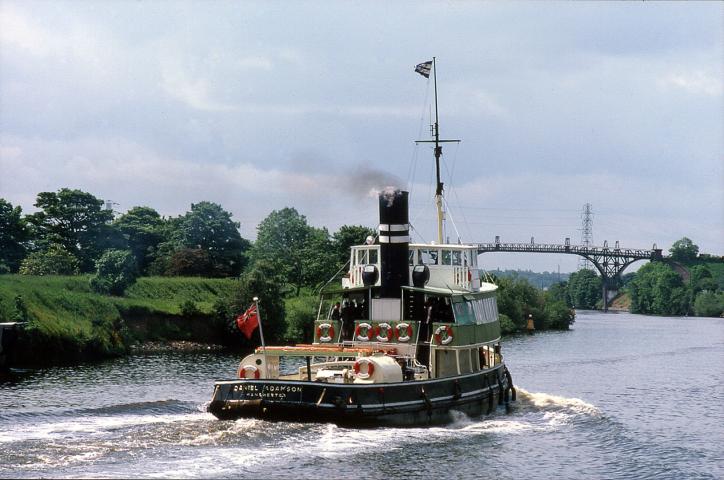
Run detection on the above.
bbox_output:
[238,364,260,379]
[375,323,393,342]
[434,325,454,345]
[353,358,375,379]
[355,323,374,342]
[316,323,335,343]
[395,323,413,342]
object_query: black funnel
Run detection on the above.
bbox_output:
[378,189,409,298]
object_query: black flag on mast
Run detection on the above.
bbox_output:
[415,60,432,78]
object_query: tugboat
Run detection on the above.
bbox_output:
[208,59,516,426]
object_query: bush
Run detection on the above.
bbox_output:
[180,299,200,316]
[499,313,517,335]
[89,249,138,296]
[693,291,724,317]
[543,300,576,330]
[19,244,80,275]
[284,294,318,342]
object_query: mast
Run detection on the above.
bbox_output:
[416,57,459,245]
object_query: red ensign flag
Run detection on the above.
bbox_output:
[236,303,259,339]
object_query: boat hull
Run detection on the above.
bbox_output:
[208,364,514,427]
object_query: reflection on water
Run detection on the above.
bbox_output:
[1,312,722,479]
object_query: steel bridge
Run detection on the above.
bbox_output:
[477,237,664,311]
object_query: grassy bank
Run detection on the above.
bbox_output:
[0,275,238,365]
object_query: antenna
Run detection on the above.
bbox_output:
[415,57,460,244]
[578,203,593,270]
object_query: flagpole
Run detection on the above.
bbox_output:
[253,296,269,378]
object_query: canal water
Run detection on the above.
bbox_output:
[1,311,722,479]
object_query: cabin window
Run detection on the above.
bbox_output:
[442,250,452,265]
[458,349,472,374]
[452,250,462,266]
[409,249,416,265]
[435,349,458,377]
[369,249,378,265]
[420,249,438,265]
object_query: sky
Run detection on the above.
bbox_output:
[1,1,722,273]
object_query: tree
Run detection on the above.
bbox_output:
[629,262,688,315]
[251,207,313,295]
[176,201,248,277]
[165,248,213,276]
[693,291,724,317]
[669,237,699,263]
[566,269,601,309]
[89,249,138,295]
[543,300,576,330]
[301,227,338,289]
[218,260,286,345]
[18,244,80,275]
[113,206,165,274]
[27,189,118,272]
[0,199,30,272]
[545,281,569,306]
[496,276,544,330]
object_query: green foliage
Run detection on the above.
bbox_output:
[27,189,121,272]
[543,300,575,330]
[566,269,601,309]
[177,201,249,277]
[218,260,286,345]
[284,294,318,343]
[545,281,569,305]
[89,249,138,295]
[494,275,575,332]
[498,313,516,335]
[300,227,337,289]
[165,248,214,276]
[693,291,724,317]
[669,237,699,263]
[489,269,570,290]
[496,276,543,330]
[251,207,316,295]
[179,299,200,316]
[0,274,238,364]
[19,244,80,275]
[113,206,165,274]
[0,198,30,272]
[146,202,250,278]
[629,262,688,315]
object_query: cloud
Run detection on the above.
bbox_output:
[658,70,722,97]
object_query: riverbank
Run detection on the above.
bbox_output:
[0,275,238,366]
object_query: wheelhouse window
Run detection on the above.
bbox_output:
[419,249,439,265]
[452,250,462,266]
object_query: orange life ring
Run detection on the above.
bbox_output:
[316,323,335,343]
[355,323,374,342]
[434,325,454,345]
[375,323,393,342]
[353,358,375,379]
[238,364,260,379]
[395,323,413,342]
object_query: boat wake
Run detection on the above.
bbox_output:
[1,389,604,478]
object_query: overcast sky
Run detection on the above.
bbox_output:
[1,1,722,273]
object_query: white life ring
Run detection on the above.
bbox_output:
[316,323,335,343]
[353,358,375,379]
[434,325,454,345]
[375,323,393,342]
[355,322,373,342]
[238,364,260,379]
[396,322,413,342]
